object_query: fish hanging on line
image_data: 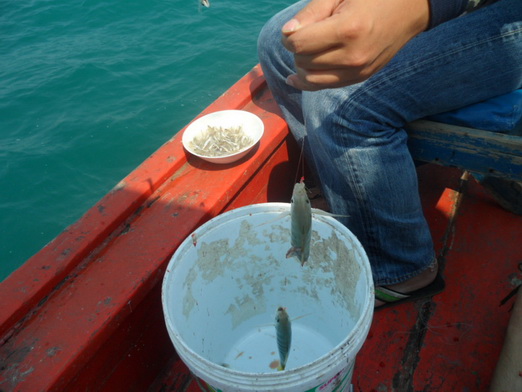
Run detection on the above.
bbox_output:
[200,0,210,7]
[275,306,292,371]
[286,178,348,266]
[286,180,312,266]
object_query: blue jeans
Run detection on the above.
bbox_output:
[258,0,522,286]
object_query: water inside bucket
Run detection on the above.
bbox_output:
[223,320,336,372]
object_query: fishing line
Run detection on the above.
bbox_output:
[294,137,306,184]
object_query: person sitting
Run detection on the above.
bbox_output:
[257,0,521,307]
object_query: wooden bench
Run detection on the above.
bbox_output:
[407,120,522,182]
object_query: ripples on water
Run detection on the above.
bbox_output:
[0,0,295,281]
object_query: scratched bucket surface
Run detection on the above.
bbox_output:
[162,203,374,392]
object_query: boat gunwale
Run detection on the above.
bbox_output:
[0,65,268,338]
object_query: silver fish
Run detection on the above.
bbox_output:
[275,306,291,371]
[285,180,349,266]
[286,180,312,266]
[200,0,210,7]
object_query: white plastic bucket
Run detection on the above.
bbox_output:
[162,203,374,392]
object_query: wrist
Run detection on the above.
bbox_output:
[413,0,431,34]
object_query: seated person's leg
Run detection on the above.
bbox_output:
[258,0,522,304]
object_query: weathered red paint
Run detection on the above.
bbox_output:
[1,65,521,392]
[150,166,521,392]
[410,178,520,390]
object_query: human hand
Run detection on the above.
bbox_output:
[281,0,430,90]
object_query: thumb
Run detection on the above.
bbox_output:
[282,0,340,35]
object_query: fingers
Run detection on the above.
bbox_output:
[283,27,378,90]
[286,73,341,91]
[293,45,352,70]
[279,0,383,90]
[279,0,430,91]
[282,0,341,35]
[287,45,389,90]
[282,14,342,55]
[286,67,364,91]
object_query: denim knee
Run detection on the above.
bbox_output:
[257,1,310,76]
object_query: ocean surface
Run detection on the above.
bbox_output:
[0,0,295,282]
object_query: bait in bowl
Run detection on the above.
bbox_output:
[182,110,264,164]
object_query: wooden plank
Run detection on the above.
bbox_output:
[412,174,521,390]
[407,120,522,181]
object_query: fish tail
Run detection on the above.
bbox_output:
[286,246,301,259]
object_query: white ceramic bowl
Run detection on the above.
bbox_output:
[182,110,264,164]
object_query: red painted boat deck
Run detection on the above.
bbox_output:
[148,165,521,392]
[1,65,520,392]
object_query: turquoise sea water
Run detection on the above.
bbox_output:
[0,0,294,282]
